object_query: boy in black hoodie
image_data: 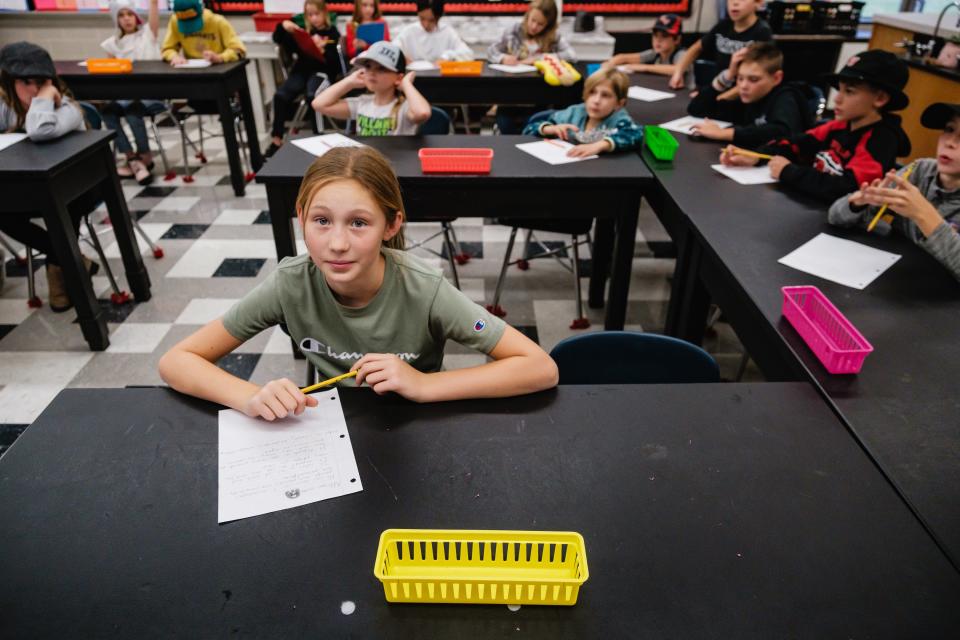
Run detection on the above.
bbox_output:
[688,42,811,148]
[720,50,911,204]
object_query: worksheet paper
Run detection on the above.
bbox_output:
[711,163,777,185]
[174,59,212,69]
[218,390,363,523]
[489,63,539,74]
[627,86,676,102]
[0,133,27,153]
[515,140,597,165]
[291,133,365,157]
[778,233,902,290]
[659,116,732,135]
[407,60,438,71]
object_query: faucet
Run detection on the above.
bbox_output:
[933,2,960,41]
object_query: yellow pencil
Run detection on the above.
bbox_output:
[731,148,773,160]
[867,163,915,232]
[300,370,358,394]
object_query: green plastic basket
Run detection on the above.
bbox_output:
[644,125,679,162]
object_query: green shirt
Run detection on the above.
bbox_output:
[222,249,507,380]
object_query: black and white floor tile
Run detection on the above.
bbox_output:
[0,124,761,455]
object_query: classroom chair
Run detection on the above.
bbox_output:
[402,107,470,289]
[486,111,592,328]
[549,331,720,384]
[169,96,256,183]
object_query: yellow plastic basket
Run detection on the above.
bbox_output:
[373,529,589,606]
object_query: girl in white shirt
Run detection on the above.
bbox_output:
[395,0,473,64]
[99,0,162,185]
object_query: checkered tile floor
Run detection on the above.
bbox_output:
[0,122,761,455]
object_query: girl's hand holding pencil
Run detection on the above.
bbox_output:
[352,353,428,401]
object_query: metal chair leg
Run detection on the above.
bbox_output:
[133,218,164,259]
[148,115,173,179]
[25,247,41,308]
[441,222,461,290]
[735,353,751,381]
[448,222,469,264]
[487,226,518,317]
[84,216,131,305]
[570,234,589,329]
[517,228,534,270]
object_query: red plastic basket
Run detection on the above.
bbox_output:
[781,285,873,374]
[419,148,493,174]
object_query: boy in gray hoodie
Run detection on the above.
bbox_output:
[828,102,960,281]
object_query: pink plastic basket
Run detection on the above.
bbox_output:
[781,286,873,374]
[419,148,493,174]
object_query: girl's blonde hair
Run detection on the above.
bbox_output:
[524,0,560,55]
[303,0,331,28]
[352,0,382,23]
[583,67,629,102]
[296,146,405,250]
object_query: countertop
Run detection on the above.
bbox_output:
[873,11,960,39]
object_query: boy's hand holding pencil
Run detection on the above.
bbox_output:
[859,166,943,236]
[244,378,319,422]
[720,145,761,167]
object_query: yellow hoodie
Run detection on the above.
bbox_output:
[161,9,246,62]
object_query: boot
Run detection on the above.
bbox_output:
[46,257,100,313]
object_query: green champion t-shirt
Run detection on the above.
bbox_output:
[222,249,507,380]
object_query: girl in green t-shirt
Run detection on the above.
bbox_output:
[159,146,559,420]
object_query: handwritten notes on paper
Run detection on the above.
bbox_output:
[627,86,676,102]
[711,164,778,185]
[515,139,597,165]
[290,133,366,157]
[659,116,732,135]
[218,390,362,523]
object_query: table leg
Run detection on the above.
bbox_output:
[266,184,298,260]
[589,217,614,309]
[218,93,246,197]
[41,192,108,350]
[99,148,151,301]
[238,76,264,173]
[665,229,710,345]
[604,200,640,331]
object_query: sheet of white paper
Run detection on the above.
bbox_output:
[407,60,437,71]
[264,0,302,12]
[627,86,676,102]
[710,163,777,185]
[489,63,539,74]
[291,133,365,157]
[778,233,902,290]
[659,115,732,135]
[77,60,88,67]
[616,65,632,73]
[0,133,27,153]
[515,140,597,165]
[174,59,212,68]
[218,390,363,523]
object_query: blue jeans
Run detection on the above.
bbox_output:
[101,100,165,155]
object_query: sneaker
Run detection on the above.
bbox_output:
[263,142,282,158]
[129,158,154,186]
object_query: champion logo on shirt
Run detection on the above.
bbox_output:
[474,319,486,332]
[299,337,419,362]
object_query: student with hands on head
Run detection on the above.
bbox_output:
[158,147,559,421]
[523,68,644,158]
[313,41,430,135]
[828,102,960,281]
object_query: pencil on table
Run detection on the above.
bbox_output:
[300,370,358,394]
[867,163,916,232]
[731,148,773,161]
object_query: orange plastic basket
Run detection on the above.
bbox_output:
[419,148,493,174]
[438,60,483,77]
[86,58,132,74]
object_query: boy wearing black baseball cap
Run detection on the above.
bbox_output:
[827,102,960,281]
[603,14,690,87]
[721,50,912,205]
